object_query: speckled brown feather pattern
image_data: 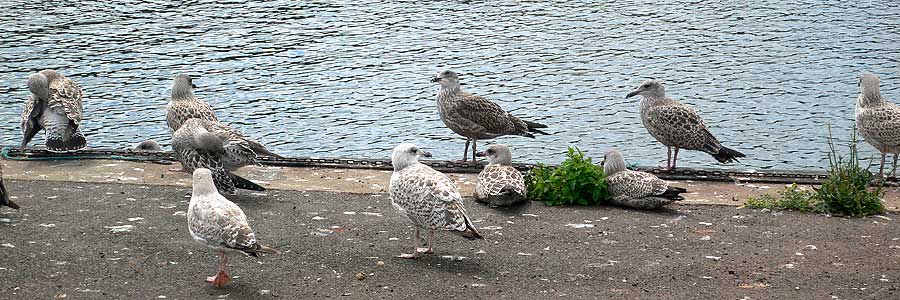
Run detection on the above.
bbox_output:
[47,76,83,124]
[857,101,900,153]
[189,192,259,253]
[166,96,218,132]
[437,91,533,140]
[641,98,721,154]
[856,75,900,155]
[607,170,679,210]
[172,119,260,194]
[21,70,86,151]
[390,163,475,233]
[475,165,526,206]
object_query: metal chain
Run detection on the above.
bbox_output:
[3,146,893,185]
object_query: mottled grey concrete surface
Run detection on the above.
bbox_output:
[0,180,898,299]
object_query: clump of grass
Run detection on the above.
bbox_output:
[746,183,816,212]
[746,126,884,217]
[526,147,609,206]
[815,125,884,216]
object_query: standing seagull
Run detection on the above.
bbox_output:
[165,74,280,163]
[626,80,744,169]
[603,149,686,210]
[21,70,86,152]
[187,168,279,288]
[172,119,265,194]
[432,70,548,162]
[389,143,483,259]
[474,144,527,206]
[856,73,900,177]
[1,165,20,210]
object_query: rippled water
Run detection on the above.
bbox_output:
[1,1,899,170]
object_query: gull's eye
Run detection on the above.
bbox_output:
[409,148,417,153]
[487,149,494,154]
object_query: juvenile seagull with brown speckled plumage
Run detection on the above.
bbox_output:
[603,149,686,210]
[474,144,526,206]
[432,70,548,162]
[626,79,744,169]
[166,74,281,169]
[21,70,87,152]
[389,143,483,259]
[856,73,900,177]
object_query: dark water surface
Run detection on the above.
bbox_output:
[1,1,899,170]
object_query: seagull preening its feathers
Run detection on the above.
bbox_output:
[433,70,548,162]
[187,168,279,287]
[603,149,686,210]
[389,143,482,259]
[474,144,527,206]
[172,118,265,194]
[855,73,900,177]
[626,79,744,169]
[21,70,87,152]
[166,74,281,169]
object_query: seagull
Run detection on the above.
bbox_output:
[389,143,483,259]
[132,139,162,152]
[172,118,265,194]
[626,79,744,169]
[166,74,217,132]
[432,70,548,162]
[473,144,527,206]
[21,70,87,152]
[856,73,900,177]
[165,74,281,164]
[602,149,686,210]
[1,165,20,210]
[187,168,279,288]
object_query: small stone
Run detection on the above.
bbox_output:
[355,272,366,281]
[376,261,385,267]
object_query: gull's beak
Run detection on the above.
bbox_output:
[430,77,440,83]
[421,151,432,158]
[192,83,198,89]
[625,90,639,98]
[475,151,486,157]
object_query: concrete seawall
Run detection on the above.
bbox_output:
[2,158,899,210]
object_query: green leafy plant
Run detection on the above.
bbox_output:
[746,184,816,212]
[746,126,884,217]
[526,147,609,206]
[815,125,884,216]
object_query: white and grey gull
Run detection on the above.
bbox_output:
[626,79,744,169]
[474,144,527,206]
[187,168,279,288]
[389,143,483,259]
[855,73,900,177]
[21,70,87,152]
[432,70,548,162]
[602,149,687,210]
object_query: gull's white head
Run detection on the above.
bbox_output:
[172,74,198,99]
[191,168,218,196]
[391,143,432,171]
[602,149,627,176]
[859,73,882,104]
[475,144,513,166]
[431,69,461,89]
[626,79,666,99]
